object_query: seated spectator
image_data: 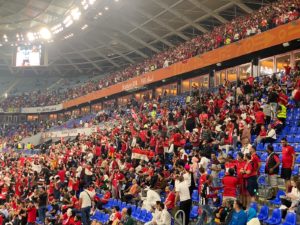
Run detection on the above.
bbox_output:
[228,200,247,225]
[261,124,276,144]
[279,177,300,218]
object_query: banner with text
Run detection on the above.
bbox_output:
[21,104,63,114]
[42,127,97,139]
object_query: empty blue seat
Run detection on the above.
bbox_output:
[295,145,300,152]
[218,170,225,179]
[257,143,265,151]
[190,205,199,219]
[191,189,199,202]
[270,190,285,205]
[258,205,269,221]
[292,165,299,176]
[295,155,300,164]
[249,202,258,212]
[265,208,282,225]
[260,163,266,174]
[281,212,296,225]
[137,209,147,222]
[260,153,268,162]
[293,136,300,143]
[287,135,294,143]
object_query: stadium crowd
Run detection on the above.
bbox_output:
[0,63,299,225]
[0,0,300,110]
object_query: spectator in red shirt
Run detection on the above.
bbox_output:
[250,146,261,176]
[240,153,258,206]
[222,168,238,201]
[254,108,265,135]
[164,185,176,212]
[281,137,296,192]
[27,202,37,225]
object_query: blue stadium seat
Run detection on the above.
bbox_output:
[250,202,258,212]
[258,175,267,186]
[192,189,199,202]
[190,205,199,219]
[260,163,266,174]
[218,170,225,179]
[295,145,300,152]
[265,208,282,225]
[290,127,297,134]
[293,136,300,143]
[258,205,269,221]
[137,209,147,222]
[281,212,296,225]
[292,165,299,176]
[270,190,285,206]
[260,153,268,162]
[257,143,265,151]
[295,155,300,164]
[132,207,141,220]
[287,135,294,143]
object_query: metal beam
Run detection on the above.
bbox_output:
[117,13,174,48]
[231,0,253,13]
[78,40,120,68]
[152,0,209,33]
[187,0,228,24]
[66,42,103,71]
[136,7,190,41]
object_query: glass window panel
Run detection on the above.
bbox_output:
[276,54,291,72]
[294,51,300,65]
[260,57,274,75]
[239,63,251,80]
[227,67,238,82]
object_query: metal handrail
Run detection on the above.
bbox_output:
[174,210,185,225]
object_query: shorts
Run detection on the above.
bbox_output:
[246,176,258,197]
[281,168,292,180]
[268,174,278,187]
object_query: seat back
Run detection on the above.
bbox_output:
[271,208,282,222]
[284,212,296,225]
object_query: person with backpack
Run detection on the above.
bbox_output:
[265,145,280,200]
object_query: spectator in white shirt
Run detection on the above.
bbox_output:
[175,175,192,225]
[79,184,96,225]
[155,203,172,225]
[262,124,277,144]
[144,201,162,225]
[198,154,210,170]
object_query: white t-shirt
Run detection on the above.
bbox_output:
[199,157,210,170]
[176,181,191,202]
[79,189,95,208]
[183,172,191,187]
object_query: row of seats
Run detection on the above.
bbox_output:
[102,198,153,223]
[258,206,297,225]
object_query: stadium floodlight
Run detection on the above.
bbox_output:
[81,24,88,30]
[27,32,35,41]
[88,0,96,5]
[71,8,81,21]
[40,28,52,40]
[104,6,109,10]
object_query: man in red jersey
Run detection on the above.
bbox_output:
[280,137,295,192]
[235,152,246,207]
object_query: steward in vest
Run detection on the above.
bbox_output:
[277,103,286,125]
[265,144,280,200]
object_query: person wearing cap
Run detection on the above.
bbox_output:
[265,144,280,200]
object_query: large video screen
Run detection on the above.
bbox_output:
[14,45,47,67]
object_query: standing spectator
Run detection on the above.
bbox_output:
[254,108,265,134]
[175,176,192,225]
[79,184,95,225]
[240,153,258,206]
[222,168,238,201]
[277,103,287,126]
[27,201,37,225]
[164,185,176,214]
[38,187,48,224]
[265,144,280,200]
[281,137,296,192]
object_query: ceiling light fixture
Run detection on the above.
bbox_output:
[71,8,81,21]
[40,28,52,40]
[27,32,35,41]
[104,6,109,10]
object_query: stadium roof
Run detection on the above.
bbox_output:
[0,0,276,76]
